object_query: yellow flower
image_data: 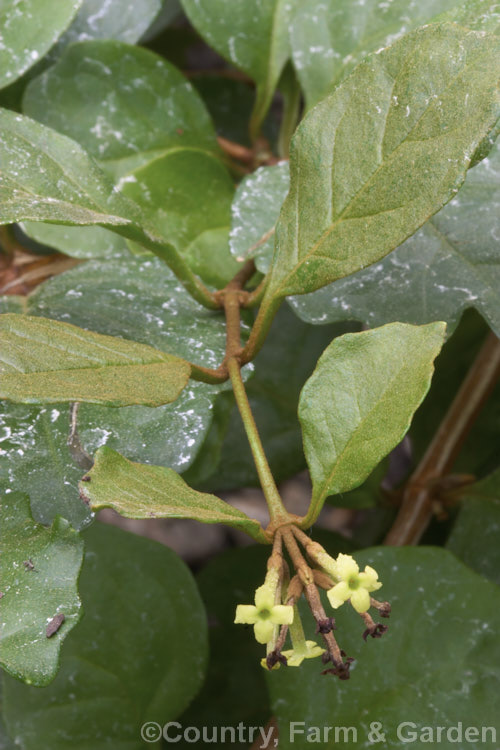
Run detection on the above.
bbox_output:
[282,640,325,667]
[235,584,294,644]
[327,553,382,613]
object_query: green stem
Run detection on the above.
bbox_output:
[240,295,282,364]
[116,226,219,310]
[227,357,290,524]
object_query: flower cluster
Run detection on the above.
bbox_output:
[234,528,390,679]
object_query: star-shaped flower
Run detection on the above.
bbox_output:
[282,640,325,667]
[235,584,294,644]
[327,553,382,613]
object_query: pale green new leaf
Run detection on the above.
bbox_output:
[80,446,268,542]
[22,41,218,163]
[0,493,84,687]
[0,0,82,90]
[180,0,290,137]
[299,322,446,525]
[0,314,190,407]
[263,24,500,306]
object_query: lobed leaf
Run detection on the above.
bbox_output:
[0,314,190,407]
[299,322,446,525]
[0,493,84,687]
[263,24,500,305]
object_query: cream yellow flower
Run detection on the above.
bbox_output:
[282,640,325,667]
[235,584,294,644]
[327,553,382,613]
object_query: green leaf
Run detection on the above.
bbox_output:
[263,24,500,305]
[0,0,82,90]
[0,108,136,228]
[184,226,242,287]
[0,404,92,530]
[436,0,500,34]
[22,41,218,163]
[2,522,208,749]
[229,162,290,273]
[20,222,130,260]
[180,0,290,137]
[289,0,465,107]
[0,314,190,407]
[120,148,234,253]
[0,255,229,529]
[192,75,261,148]
[447,468,500,585]
[299,322,446,525]
[267,547,500,748]
[290,141,500,337]
[80,446,267,542]
[0,492,84,687]
[54,0,163,51]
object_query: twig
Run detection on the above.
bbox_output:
[385,331,500,545]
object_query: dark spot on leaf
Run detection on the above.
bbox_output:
[46,613,65,638]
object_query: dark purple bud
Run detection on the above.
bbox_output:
[316,617,336,634]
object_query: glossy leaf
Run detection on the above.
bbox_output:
[267,547,500,748]
[0,108,136,228]
[0,0,82,90]
[229,162,290,273]
[0,255,230,529]
[0,314,190,407]
[291,142,500,336]
[0,493,83,687]
[54,0,163,51]
[23,41,218,163]
[2,522,208,749]
[447,469,500,586]
[184,226,242,287]
[263,25,500,305]
[181,0,290,136]
[289,0,461,107]
[0,404,92,530]
[299,322,446,525]
[120,149,234,253]
[80,446,267,542]
[20,222,130,260]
